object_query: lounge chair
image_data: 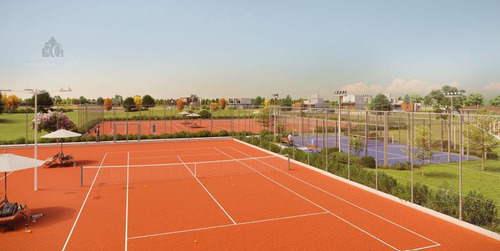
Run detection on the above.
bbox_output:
[0,198,32,231]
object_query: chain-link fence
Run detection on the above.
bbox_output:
[237,106,500,234]
[1,104,499,233]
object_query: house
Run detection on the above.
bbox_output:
[228,98,254,109]
[304,94,329,111]
[178,97,199,108]
[340,95,370,110]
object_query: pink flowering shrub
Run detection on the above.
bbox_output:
[32,111,76,132]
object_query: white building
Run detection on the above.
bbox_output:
[304,94,329,111]
[228,98,254,108]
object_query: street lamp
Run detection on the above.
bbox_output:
[1,87,72,191]
[443,92,462,163]
[334,91,347,152]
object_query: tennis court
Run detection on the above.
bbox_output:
[1,139,498,250]
[91,118,262,136]
[293,135,476,166]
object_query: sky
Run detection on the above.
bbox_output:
[0,0,499,100]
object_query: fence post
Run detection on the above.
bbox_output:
[375,113,379,188]
[325,109,328,172]
[384,111,389,166]
[347,109,351,180]
[411,112,414,203]
[459,113,463,220]
[365,110,369,156]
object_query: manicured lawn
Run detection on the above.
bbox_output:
[380,159,500,205]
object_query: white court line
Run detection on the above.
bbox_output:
[215,148,399,250]
[61,153,108,251]
[128,211,328,240]
[129,152,226,160]
[229,146,441,249]
[176,156,236,225]
[125,152,130,251]
[108,146,230,155]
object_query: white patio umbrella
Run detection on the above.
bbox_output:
[0,153,45,199]
[179,111,190,115]
[186,113,201,125]
[42,129,82,153]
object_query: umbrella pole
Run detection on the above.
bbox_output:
[4,171,7,200]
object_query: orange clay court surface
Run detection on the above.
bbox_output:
[1,138,499,250]
[93,119,263,135]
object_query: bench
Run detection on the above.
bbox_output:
[281,137,294,146]
[44,152,75,168]
[306,144,319,153]
[0,198,32,231]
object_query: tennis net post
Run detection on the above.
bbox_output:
[80,166,83,187]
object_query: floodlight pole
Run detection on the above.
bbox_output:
[334,91,347,152]
[443,92,461,163]
[272,94,279,137]
[23,87,72,191]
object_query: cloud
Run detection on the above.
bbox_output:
[340,79,458,96]
[482,82,500,91]
[340,82,384,94]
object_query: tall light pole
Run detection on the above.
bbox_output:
[334,91,347,152]
[272,94,279,137]
[443,92,462,162]
[2,87,72,191]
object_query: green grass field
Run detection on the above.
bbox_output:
[0,107,259,141]
[380,159,500,206]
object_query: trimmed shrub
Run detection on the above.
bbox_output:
[359,156,376,168]
[463,190,497,226]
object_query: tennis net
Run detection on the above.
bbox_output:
[81,155,290,186]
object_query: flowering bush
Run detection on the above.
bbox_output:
[32,111,76,132]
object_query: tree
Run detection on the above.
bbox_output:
[465,110,499,170]
[104,98,113,111]
[414,127,435,175]
[53,95,62,105]
[464,93,484,107]
[5,94,20,114]
[210,102,218,111]
[32,111,76,132]
[409,95,423,104]
[142,94,155,108]
[349,137,365,156]
[258,106,271,129]
[97,97,104,105]
[219,98,226,109]
[79,96,87,105]
[281,95,293,107]
[113,95,123,106]
[123,97,135,112]
[264,99,270,107]
[489,95,500,107]
[424,85,466,115]
[0,91,4,114]
[134,95,142,109]
[253,96,264,107]
[369,94,392,111]
[176,99,184,111]
[27,91,53,111]
[403,95,411,103]
[1,92,7,112]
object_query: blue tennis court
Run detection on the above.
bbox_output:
[292,135,476,166]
